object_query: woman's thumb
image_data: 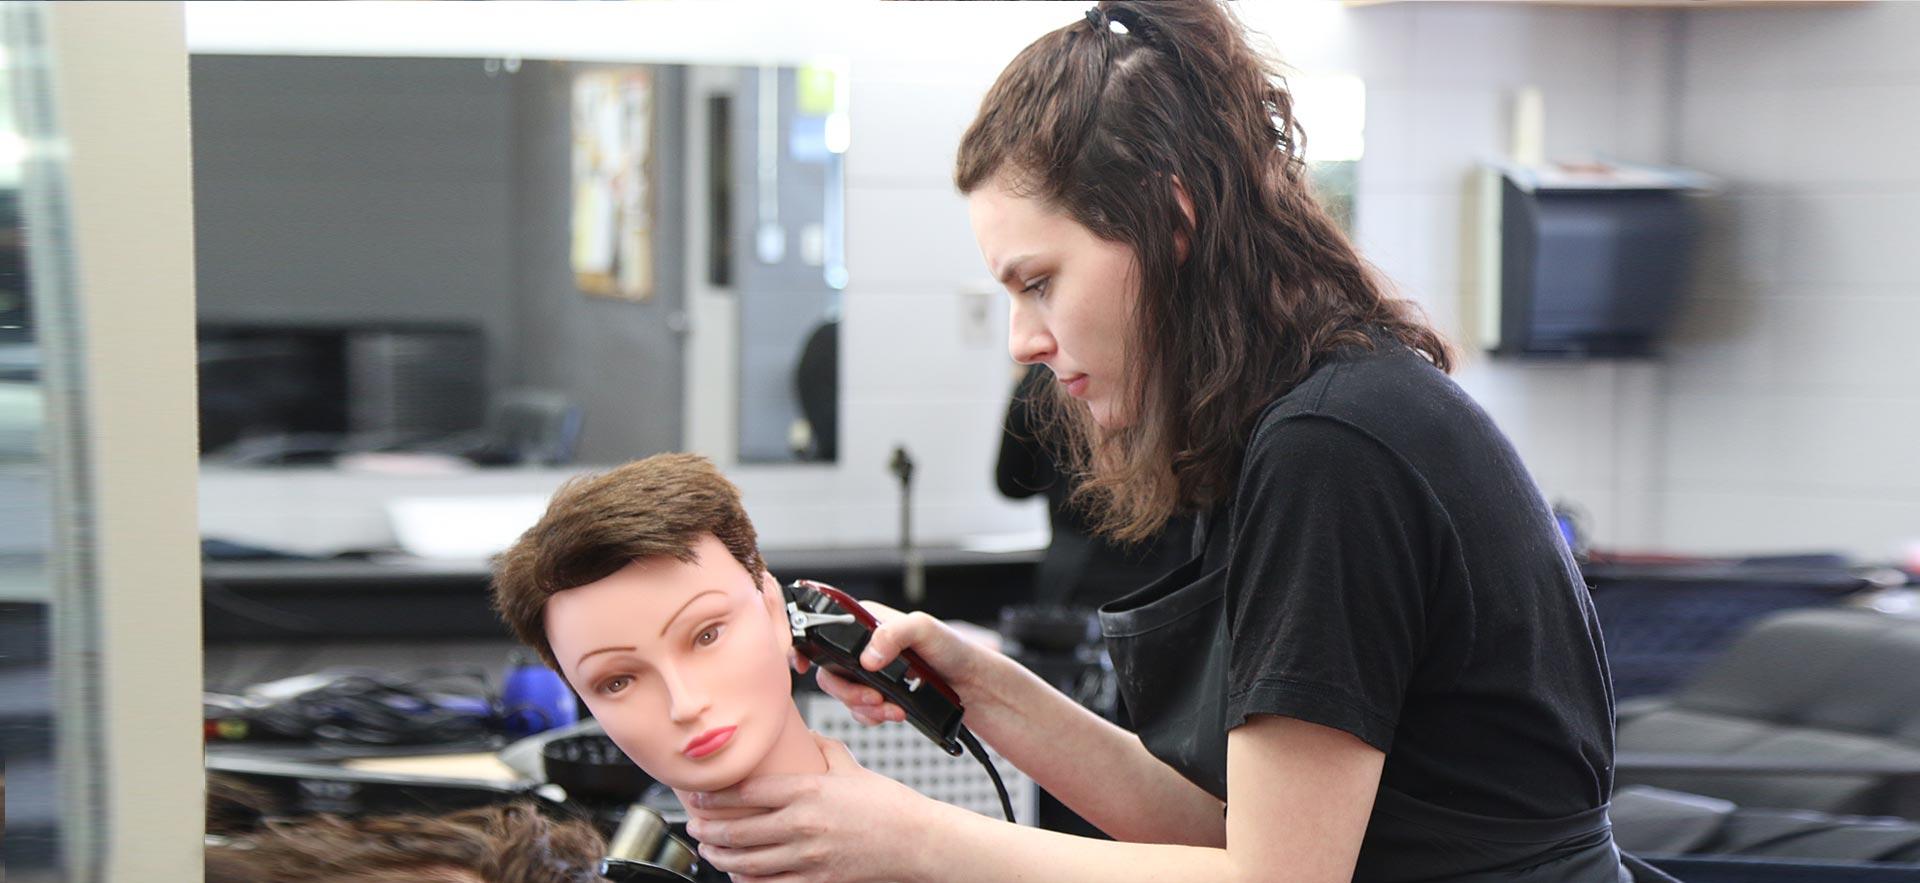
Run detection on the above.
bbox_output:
[859,617,911,670]
[814,733,858,769]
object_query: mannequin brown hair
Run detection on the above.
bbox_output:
[203,801,608,883]
[492,453,767,670]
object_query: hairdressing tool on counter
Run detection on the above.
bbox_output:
[601,803,699,883]
[783,579,1015,822]
[888,446,927,604]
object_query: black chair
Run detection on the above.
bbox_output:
[444,388,583,466]
[1615,608,1920,819]
[1585,559,1874,699]
[1616,785,1920,863]
[790,319,837,461]
[1645,855,1920,882]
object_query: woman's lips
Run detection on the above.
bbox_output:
[683,726,736,759]
[1060,373,1090,397]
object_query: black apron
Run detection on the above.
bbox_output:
[1097,510,1657,883]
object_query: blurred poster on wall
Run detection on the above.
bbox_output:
[570,68,654,302]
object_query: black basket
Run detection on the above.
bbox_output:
[542,733,655,804]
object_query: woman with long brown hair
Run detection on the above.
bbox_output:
[684,3,1644,880]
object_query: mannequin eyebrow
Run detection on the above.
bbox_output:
[572,590,728,668]
[575,645,634,668]
[659,589,727,638]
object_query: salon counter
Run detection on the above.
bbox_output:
[202,545,1042,642]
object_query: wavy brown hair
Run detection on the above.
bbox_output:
[957,0,1451,543]
[204,801,608,883]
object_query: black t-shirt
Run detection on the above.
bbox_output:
[1100,336,1621,877]
[1220,342,1615,819]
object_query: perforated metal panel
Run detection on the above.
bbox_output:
[799,693,1037,825]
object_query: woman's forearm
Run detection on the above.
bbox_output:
[960,650,1226,846]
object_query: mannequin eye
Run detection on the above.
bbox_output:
[694,624,724,647]
[600,676,632,695]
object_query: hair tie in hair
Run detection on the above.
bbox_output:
[1085,7,1108,31]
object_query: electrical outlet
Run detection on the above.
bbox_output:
[959,287,996,348]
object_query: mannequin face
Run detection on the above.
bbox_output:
[546,534,797,793]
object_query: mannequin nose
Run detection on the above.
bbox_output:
[661,666,711,724]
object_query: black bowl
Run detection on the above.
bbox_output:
[542,732,656,803]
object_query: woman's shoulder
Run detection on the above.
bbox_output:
[1253,338,1471,449]
[1243,337,1543,537]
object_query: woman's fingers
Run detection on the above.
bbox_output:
[687,811,791,850]
[858,599,904,621]
[696,841,800,880]
[687,775,814,813]
[812,666,905,725]
[805,601,973,722]
[859,611,941,671]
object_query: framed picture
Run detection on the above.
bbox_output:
[571,69,654,301]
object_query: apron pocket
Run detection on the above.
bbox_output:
[1099,553,1234,798]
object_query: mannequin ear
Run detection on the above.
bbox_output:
[757,570,792,653]
[1170,174,1197,265]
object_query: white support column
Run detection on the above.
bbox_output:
[43,2,204,880]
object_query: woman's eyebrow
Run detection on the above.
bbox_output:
[995,253,1039,285]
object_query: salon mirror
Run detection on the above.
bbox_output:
[190,54,844,471]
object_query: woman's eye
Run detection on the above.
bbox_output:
[695,625,724,647]
[1023,277,1051,298]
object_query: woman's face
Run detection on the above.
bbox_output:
[968,176,1142,430]
[545,534,797,793]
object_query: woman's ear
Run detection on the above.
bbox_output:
[1170,174,1197,264]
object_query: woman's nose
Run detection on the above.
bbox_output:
[1008,297,1054,365]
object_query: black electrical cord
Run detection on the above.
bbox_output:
[233,668,501,746]
[956,725,1015,824]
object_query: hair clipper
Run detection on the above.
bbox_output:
[783,579,966,756]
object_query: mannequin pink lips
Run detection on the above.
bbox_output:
[683,726,736,759]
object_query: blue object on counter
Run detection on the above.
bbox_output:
[500,650,579,737]
[1555,513,1579,552]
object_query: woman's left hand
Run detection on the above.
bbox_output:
[685,733,939,883]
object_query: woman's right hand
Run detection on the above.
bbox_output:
[792,601,998,726]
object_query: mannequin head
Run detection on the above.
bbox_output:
[204,801,607,883]
[493,454,808,793]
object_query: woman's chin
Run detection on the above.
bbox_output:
[1089,401,1133,431]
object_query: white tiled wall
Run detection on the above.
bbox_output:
[776,2,1683,552]
[1659,3,1920,560]
[198,3,1688,556]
